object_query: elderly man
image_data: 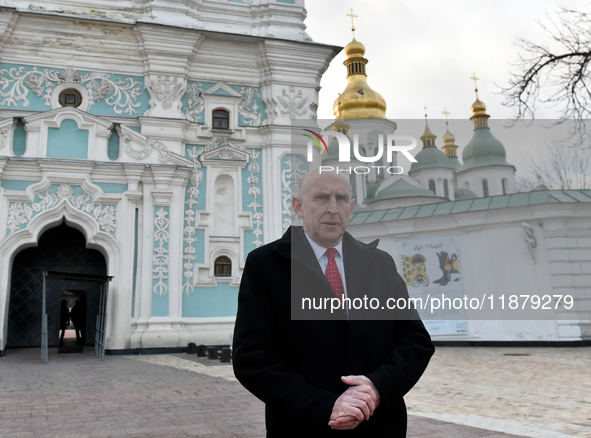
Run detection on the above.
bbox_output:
[233,168,434,437]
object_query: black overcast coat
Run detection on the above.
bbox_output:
[232,226,434,437]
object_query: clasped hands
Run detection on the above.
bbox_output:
[328,375,381,430]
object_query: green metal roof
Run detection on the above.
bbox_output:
[349,190,591,224]
[368,178,439,203]
[454,188,477,200]
[409,146,456,172]
[459,127,512,172]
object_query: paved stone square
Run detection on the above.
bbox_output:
[0,345,588,437]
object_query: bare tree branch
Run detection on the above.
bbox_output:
[518,142,591,191]
[501,6,591,146]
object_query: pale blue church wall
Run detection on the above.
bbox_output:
[0,179,39,190]
[183,282,238,317]
[47,119,89,159]
[95,183,128,193]
[0,64,149,117]
[12,118,26,156]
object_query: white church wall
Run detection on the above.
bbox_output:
[457,165,516,197]
[349,201,591,342]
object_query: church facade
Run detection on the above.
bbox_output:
[0,0,339,354]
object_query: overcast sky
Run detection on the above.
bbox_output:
[303,0,590,178]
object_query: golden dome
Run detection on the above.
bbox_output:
[471,99,486,115]
[345,39,365,57]
[443,130,456,144]
[333,38,387,120]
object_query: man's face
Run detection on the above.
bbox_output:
[293,171,355,248]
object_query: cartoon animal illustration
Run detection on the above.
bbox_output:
[402,254,430,287]
[433,251,459,286]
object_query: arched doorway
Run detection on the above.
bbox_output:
[7,222,107,348]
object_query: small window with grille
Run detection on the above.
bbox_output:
[428,180,436,195]
[214,256,232,277]
[213,109,230,130]
[59,89,83,108]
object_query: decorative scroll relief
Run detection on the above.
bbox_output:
[281,155,308,231]
[522,222,537,261]
[153,206,170,297]
[182,146,204,295]
[182,82,265,126]
[183,82,205,123]
[0,66,143,115]
[203,136,247,154]
[150,76,183,110]
[246,149,263,248]
[277,85,308,119]
[238,87,262,127]
[263,97,278,125]
[6,184,117,235]
[123,137,170,163]
[0,127,9,152]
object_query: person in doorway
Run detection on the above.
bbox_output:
[58,299,70,345]
[232,168,435,437]
[70,299,85,345]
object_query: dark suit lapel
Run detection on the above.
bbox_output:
[276,226,333,293]
[342,232,378,299]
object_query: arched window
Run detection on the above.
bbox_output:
[428,180,436,195]
[213,109,230,129]
[502,178,508,195]
[214,256,232,277]
[482,179,489,197]
[443,180,449,199]
[59,88,82,108]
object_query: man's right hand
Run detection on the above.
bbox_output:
[328,381,377,430]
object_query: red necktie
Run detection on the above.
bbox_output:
[325,248,345,302]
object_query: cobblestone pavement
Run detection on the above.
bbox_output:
[405,346,591,438]
[0,346,588,437]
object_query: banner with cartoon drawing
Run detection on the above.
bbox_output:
[399,235,467,336]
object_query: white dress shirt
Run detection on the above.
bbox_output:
[304,232,348,299]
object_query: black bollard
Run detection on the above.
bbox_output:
[197,344,207,357]
[207,346,218,360]
[220,347,231,363]
[187,343,197,354]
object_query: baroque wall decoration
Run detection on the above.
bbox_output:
[0,64,145,116]
[183,82,206,123]
[153,206,170,297]
[521,221,537,261]
[150,76,183,110]
[238,87,262,126]
[277,85,308,119]
[182,146,205,295]
[122,137,170,163]
[245,148,263,248]
[6,184,117,235]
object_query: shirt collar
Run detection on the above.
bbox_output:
[304,231,344,261]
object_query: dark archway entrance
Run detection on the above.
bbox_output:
[7,222,107,348]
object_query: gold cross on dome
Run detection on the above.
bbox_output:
[470,72,480,92]
[442,107,450,125]
[347,9,358,38]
